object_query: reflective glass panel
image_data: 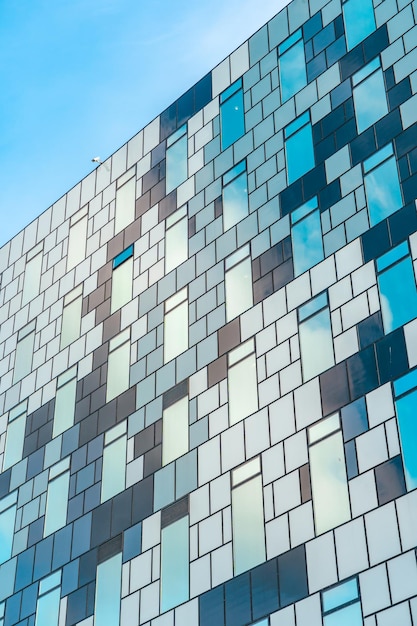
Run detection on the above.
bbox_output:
[279,39,307,102]
[232,475,266,574]
[13,331,35,383]
[343,0,376,50]
[53,378,76,438]
[166,134,188,193]
[225,257,253,322]
[324,602,362,626]
[61,294,82,349]
[292,210,324,276]
[353,69,388,133]
[0,504,16,564]
[44,472,70,536]
[309,432,350,534]
[299,308,334,381]
[161,516,189,612]
[22,252,43,305]
[106,341,130,402]
[323,578,358,612]
[101,436,126,503]
[35,588,60,626]
[395,390,417,490]
[285,124,315,183]
[3,414,26,470]
[228,354,258,425]
[115,177,135,234]
[163,396,188,465]
[164,300,188,363]
[378,257,417,334]
[111,257,133,313]
[364,157,403,226]
[221,87,245,150]
[223,171,249,231]
[166,217,188,273]
[67,216,87,271]
[95,553,122,626]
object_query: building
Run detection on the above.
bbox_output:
[1,0,417,624]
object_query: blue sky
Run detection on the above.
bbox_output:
[0,0,290,247]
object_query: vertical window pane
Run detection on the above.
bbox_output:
[161,516,189,612]
[22,251,43,305]
[67,215,87,271]
[13,330,35,383]
[35,573,61,626]
[107,338,130,402]
[166,216,188,273]
[378,257,417,334]
[0,497,17,564]
[232,475,265,574]
[299,308,334,381]
[220,82,245,149]
[223,169,249,231]
[164,299,188,363]
[53,375,77,438]
[285,123,314,184]
[353,68,388,133]
[395,390,417,491]
[111,258,133,313]
[229,353,258,425]
[292,210,323,276]
[61,291,82,350]
[279,37,307,102]
[225,257,253,322]
[163,396,189,465]
[324,603,362,626]
[343,0,376,50]
[101,435,126,503]
[364,157,403,226]
[44,471,69,536]
[166,127,188,193]
[115,176,135,234]
[95,553,122,626]
[3,409,26,470]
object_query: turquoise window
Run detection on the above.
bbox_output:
[353,58,388,133]
[222,161,248,231]
[0,492,17,565]
[291,197,323,276]
[343,0,376,50]
[220,79,245,149]
[285,113,315,184]
[279,29,307,102]
[364,144,403,227]
[35,572,61,626]
[322,578,362,626]
[95,553,122,626]
[160,515,189,612]
[166,125,188,193]
[394,371,417,491]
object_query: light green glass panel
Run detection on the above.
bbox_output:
[22,253,42,305]
[161,516,189,612]
[225,257,253,322]
[115,177,135,234]
[163,396,188,465]
[106,341,130,402]
[35,588,60,626]
[44,472,70,536]
[166,218,188,273]
[310,432,350,534]
[53,379,77,438]
[111,258,133,313]
[166,134,188,193]
[61,296,82,349]
[3,414,26,470]
[232,475,265,574]
[95,553,122,626]
[13,332,35,383]
[0,505,16,564]
[324,601,362,626]
[228,354,258,425]
[299,308,334,381]
[67,216,87,271]
[101,436,126,503]
[353,70,388,133]
[164,301,188,363]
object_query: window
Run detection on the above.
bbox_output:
[60,285,83,350]
[285,112,315,184]
[222,161,249,231]
[0,492,17,564]
[309,414,351,534]
[44,459,70,537]
[22,244,43,306]
[67,209,88,271]
[279,29,307,102]
[106,329,131,402]
[228,339,258,425]
[163,394,188,466]
[363,143,403,227]
[160,511,189,612]
[353,58,388,134]
[35,571,61,626]
[13,322,35,384]
[394,369,417,491]
[343,0,376,50]
[165,205,188,273]
[53,366,77,438]
[322,578,362,625]
[3,401,27,471]
[377,242,417,334]
[232,458,266,575]
[299,293,334,381]
[225,245,253,322]
[164,288,188,363]
[95,552,122,626]
[115,174,136,234]
[111,245,133,313]
[220,79,245,149]
[101,423,127,503]
[166,124,188,193]
[291,197,323,276]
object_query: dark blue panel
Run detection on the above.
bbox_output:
[33,536,53,580]
[66,586,88,626]
[350,128,377,166]
[62,559,79,596]
[313,22,335,55]
[399,156,411,182]
[362,220,390,263]
[345,440,359,479]
[79,549,98,587]
[280,179,303,216]
[194,72,212,113]
[319,180,341,212]
[20,583,38,619]
[123,522,142,563]
[15,548,35,592]
[278,546,308,607]
[303,11,323,41]
[26,449,44,481]
[320,362,350,416]
[326,36,347,66]
[341,397,368,441]
[363,24,389,62]
[5,593,21,626]
[375,455,406,505]
[111,489,133,536]
[302,164,326,198]
[132,475,154,523]
[307,52,327,82]
[409,147,417,175]
[225,573,251,626]
[0,468,11,499]
[388,77,412,110]
[340,45,365,81]
[52,524,72,570]
[251,560,279,620]
[331,79,352,109]
[375,109,402,148]
[358,311,384,349]
[395,124,417,158]
[200,586,225,626]
[335,117,356,150]
[177,88,194,128]
[402,173,417,205]
[315,134,336,163]
[160,104,177,141]
[347,347,379,400]
[334,15,344,39]
[376,328,409,385]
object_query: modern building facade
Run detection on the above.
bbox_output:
[1,0,417,624]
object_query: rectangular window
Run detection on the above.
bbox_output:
[164,288,188,363]
[394,369,417,491]
[60,285,83,350]
[163,393,189,466]
[165,205,188,273]
[220,79,245,149]
[161,512,189,612]
[291,197,323,276]
[35,571,61,626]
[13,322,35,384]
[22,243,43,306]
[353,58,388,133]
[377,242,417,334]
[3,401,27,471]
[111,245,134,313]
[279,29,307,102]
[228,339,258,425]
[53,366,77,438]
[101,423,127,503]
[225,245,253,322]
[309,415,351,534]
[285,112,315,184]
[106,329,131,402]
[299,293,334,381]
[166,124,188,193]
[115,174,136,234]
[95,552,122,626]
[67,209,88,271]
[0,492,17,565]
[44,459,70,537]
[222,161,249,231]
[232,458,266,575]
[343,0,376,51]
[322,578,362,625]
[363,143,403,227]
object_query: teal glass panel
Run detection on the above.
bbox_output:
[35,588,60,626]
[0,505,16,564]
[396,390,417,490]
[291,196,318,224]
[220,79,242,103]
[223,172,249,231]
[44,472,69,536]
[285,111,310,138]
[166,133,187,193]
[223,160,246,185]
[394,368,417,398]
[378,257,417,333]
[101,436,126,503]
[53,379,76,438]
[292,210,324,276]
[363,143,394,173]
[324,602,362,626]
[343,0,376,50]
[221,88,245,150]
[299,308,334,380]
[364,157,403,226]
[323,579,358,612]
[286,124,314,183]
[353,70,388,133]
[95,553,122,626]
[299,292,328,322]
[113,245,134,269]
[279,38,307,102]
[161,516,189,612]
[232,475,266,574]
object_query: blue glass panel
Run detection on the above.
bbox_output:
[113,245,134,269]
[324,601,362,626]
[286,124,315,183]
[251,560,279,620]
[323,578,358,612]
[376,242,408,272]
[341,398,368,441]
[353,70,388,133]
[123,522,142,562]
[279,29,302,54]
[221,90,245,150]
[378,257,417,333]
[223,172,249,231]
[278,546,308,606]
[0,505,16,564]
[299,292,328,321]
[343,0,376,50]
[396,390,417,490]
[365,157,403,226]
[292,210,323,276]
[363,143,394,173]
[160,516,189,612]
[225,573,251,626]
[95,553,122,626]
[200,586,225,626]
[166,124,186,147]
[291,196,318,224]
[224,160,246,185]
[35,588,60,626]
[394,368,417,398]
[285,111,310,138]
[280,39,307,102]
[166,134,187,193]
[352,58,380,86]
[220,79,242,103]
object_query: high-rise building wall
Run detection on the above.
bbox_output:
[1,0,417,624]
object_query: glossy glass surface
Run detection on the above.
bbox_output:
[44,472,70,536]
[13,331,35,383]
[111,257,133,313]
[353,70,388,133]
[106,341,130,402]
[113,245,133,269]
[378,257,417,333]
[61,295,82,350]
[225,257,253,322]
[3,414,26,470]
[396,390,417,490]
[232,475,265,574]
[299,308,334,381]
[163,396,188,465]
[166,134,187,193]
[279,39,307,102]
[95,553,122,626]
[166,217,188,272]
[115,177,135,234]
[228,354,258,425]
[53,378,76,438]
[323,578,358,612]
[324,602,362,626]
[285,123,315,183]
[161,516,189,612]
[67,216,87,271]
[101,436,126,502]
[0,505,16,564]
[223,171,249,231]
[341,397,368,441]
[35,588,60,626]
[364,157,403,226]
[221,88,245,150]
[164,300,188,362]
[343,0,376,50]
[292,210,323,276]
[22,252,42,305]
